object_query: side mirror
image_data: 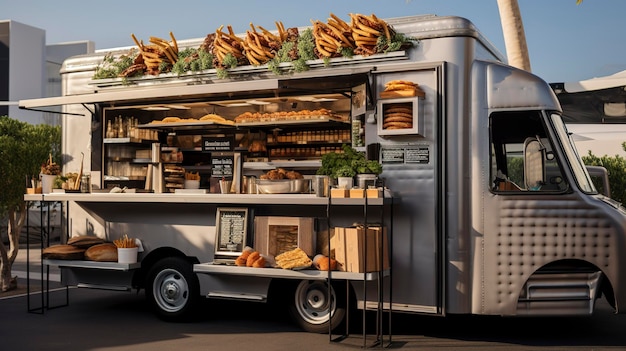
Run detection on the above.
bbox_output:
[586,165,611,197]
[524,138,545,190]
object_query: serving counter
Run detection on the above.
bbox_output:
[25,192,384,205]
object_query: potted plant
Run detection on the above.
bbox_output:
[317,144,383,189]
[352,158,383,189]
[40,154,61,194]
[334,165,356,189]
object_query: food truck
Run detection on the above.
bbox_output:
[20,13,626,335]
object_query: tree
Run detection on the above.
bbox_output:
[582,146,626,206]
[0,116,61,292]
[497,0,531,71]
[496,0,582,71]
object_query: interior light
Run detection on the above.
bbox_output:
[295,96,316,102]
[166,104,191,110]
[246,100,270,105]
[142,106,170,111]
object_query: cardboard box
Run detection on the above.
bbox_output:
[254,216,315,257]
[349,188,365,198]
[331,226,389,273]
[26,187,42,194]
[331,188,349,198]
[366,188,383,198]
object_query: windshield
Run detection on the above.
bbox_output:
[550,113,597,193]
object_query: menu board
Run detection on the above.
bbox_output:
[211,155,234,178]
[214,207,248,257]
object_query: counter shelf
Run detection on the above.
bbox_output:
[193,263,388,281]
[35,192,386,206]
[42,259,140,271]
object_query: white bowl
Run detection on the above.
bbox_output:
[256,179,292,194]
[184,180,200,189]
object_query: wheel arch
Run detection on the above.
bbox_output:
[133,246,199,290]
[517,258,614,315]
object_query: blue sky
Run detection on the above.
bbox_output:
[1,0,624,84]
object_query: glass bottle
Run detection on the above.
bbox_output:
[117,115,125,138]
[106,119,114,138]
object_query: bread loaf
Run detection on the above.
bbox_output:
[67,235,105,249]
[42,244,85,260]
[84,243,118,262]
[313,254,338,271]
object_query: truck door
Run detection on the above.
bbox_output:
[479,110,578,315]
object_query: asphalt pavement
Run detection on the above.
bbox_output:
[4,245,626,350]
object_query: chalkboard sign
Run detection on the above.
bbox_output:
[214,207,248,258]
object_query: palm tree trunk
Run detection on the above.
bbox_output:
[497,0,532,71]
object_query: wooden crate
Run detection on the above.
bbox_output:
[254,216,315,257]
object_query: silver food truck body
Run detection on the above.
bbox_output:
[20,14,626,333]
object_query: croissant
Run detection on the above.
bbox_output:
[246,251,261,267]
[252,256,266,268]
[235,247,254,266]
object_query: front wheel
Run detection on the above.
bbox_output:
[288,280,347,333]
[146,257,200,322]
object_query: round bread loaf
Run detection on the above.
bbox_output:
[84,243,118,262]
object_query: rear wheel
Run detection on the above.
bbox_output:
[146,257,200,322]
[288,279,347,333]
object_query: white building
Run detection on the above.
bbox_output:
[0,19,94,126]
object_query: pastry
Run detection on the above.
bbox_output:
[246,251,261,267]
[235,247,254,266]
[275,247,312,269]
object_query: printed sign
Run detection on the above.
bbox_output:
[215,207,248,257]
[202,136,234,152]
[211,155,234,178]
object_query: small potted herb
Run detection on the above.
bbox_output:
[334,165,356,189]
[40,154,61,193]
[317,144,383,189]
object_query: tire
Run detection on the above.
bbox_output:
[146,257,200,322]
[287,279,347,333]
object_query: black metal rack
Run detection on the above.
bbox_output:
[26,196,69,314]
[326,186,393,348]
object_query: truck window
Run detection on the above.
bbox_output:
[550,113,597,194]
[490,111,568,192]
